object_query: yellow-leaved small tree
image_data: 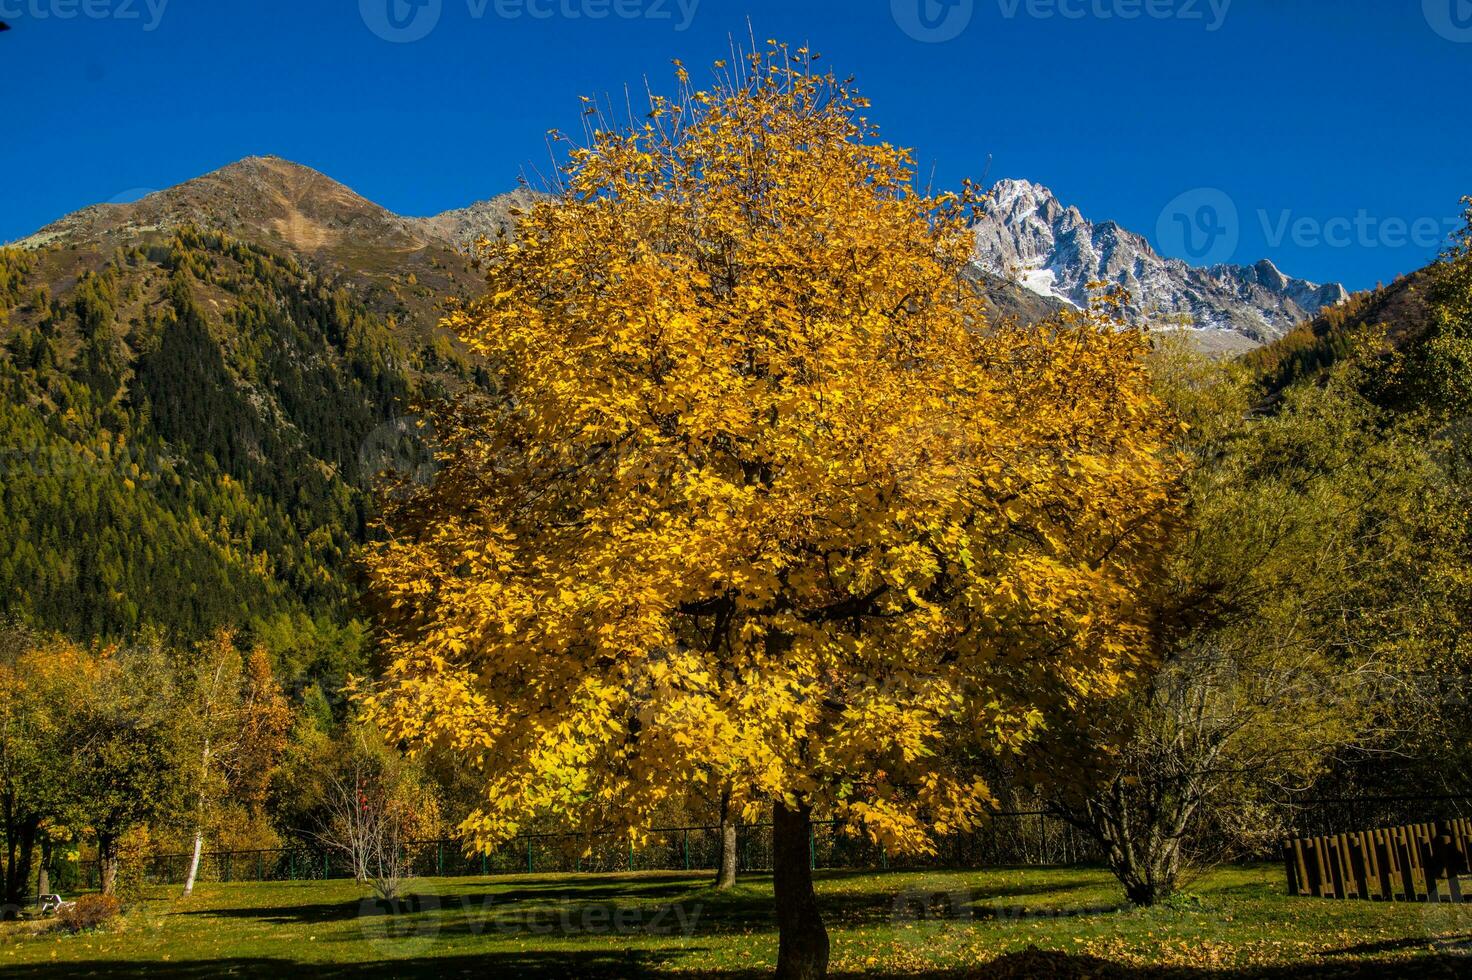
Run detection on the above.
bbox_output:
[362,44,1176,979]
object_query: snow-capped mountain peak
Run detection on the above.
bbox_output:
[971,179,1348,345]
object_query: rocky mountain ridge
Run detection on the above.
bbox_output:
[12,157,1061,328]
[971,178,1350,347]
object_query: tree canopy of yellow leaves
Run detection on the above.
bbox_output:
[361,45,1177,857]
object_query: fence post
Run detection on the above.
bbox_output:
[481,850,487,876]
[809,825,816,871]
[324,851,329,880]
[257,851,264,881]
[683,828,690,871]
[526,838,533,875]
[437,840,444,877]
[628,839,635,872]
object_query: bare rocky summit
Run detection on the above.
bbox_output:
[971,179,1350,346]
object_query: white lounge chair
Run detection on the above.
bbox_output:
[36,894,74,916]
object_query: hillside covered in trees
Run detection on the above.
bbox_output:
[1244,267,1437,394]
[0,217,482,688]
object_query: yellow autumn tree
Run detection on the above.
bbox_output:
[362,44,1176,979]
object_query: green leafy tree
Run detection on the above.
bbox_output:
[1036,342,1453,905]
[67,642,182,896]
[0,627,91,916]
[174,630,291,896]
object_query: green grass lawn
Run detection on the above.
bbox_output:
[3,865,1469,977]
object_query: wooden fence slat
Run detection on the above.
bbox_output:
[1283,843,1300,897]
[1337,835,1359,899]
[1402,827,1425,901]
[1329,835,1346,900]
[1316,837,1334,899]
[1292,839,1312,898]
[1306,838,1325,898]
[1395,827,1410,900]
[1350,832,1371,899]
[1380,829,1397,898]
[1307,838,1326,898]
[1371,830,1394,901]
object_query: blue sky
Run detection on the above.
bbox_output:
[1,0,1469,290]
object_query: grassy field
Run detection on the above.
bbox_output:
[2,865,1470,978]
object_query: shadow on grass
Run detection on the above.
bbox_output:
[183,878,701,927]
[178,871,1116,935]
[1321,933,1472,958]
[7,948,1472,979]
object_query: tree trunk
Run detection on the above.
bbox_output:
[183,734,212,897]
[1082,787,1184,908]
[99,835,118,897]
[2,818,38,917]
[1123,876,1168,906]
[37,837,51,899]
[1121,837,1184,907]
[182,830,204,897]
[772,800,828,980]
[1,811,16,918]
[715,787,738,890]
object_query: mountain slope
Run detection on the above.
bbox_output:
[1243,267,1437,394]
[20,155,420,251]
[0,157,1091,646]
[407,187,544,250]
[0,159,493,647]
[972,179,1350,346]
[14,156,489,346]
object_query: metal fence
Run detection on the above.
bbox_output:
[1285,795,1472,840]
[80,795,1472,889]
[81,811,1100,889]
